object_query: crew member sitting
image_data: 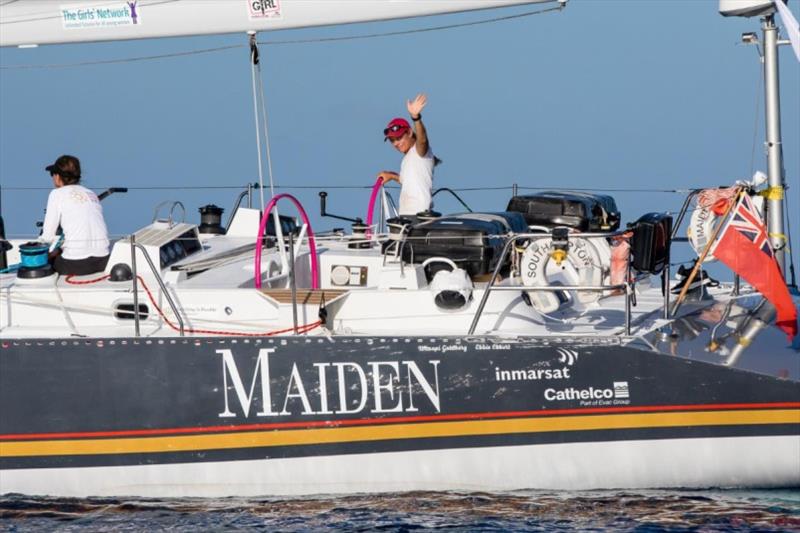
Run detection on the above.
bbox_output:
[41,155,110,276]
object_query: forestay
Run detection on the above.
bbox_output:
[0,0,555,47]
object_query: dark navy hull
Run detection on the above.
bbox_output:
[1,334,798,496]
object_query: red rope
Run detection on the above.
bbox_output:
[63,274,322,337]
[65,274,110,284]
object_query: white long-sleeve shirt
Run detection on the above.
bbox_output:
[41,185,110,260]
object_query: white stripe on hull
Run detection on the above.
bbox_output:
[3,436,798,497]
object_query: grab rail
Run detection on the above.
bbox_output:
[151,200,186,228]
[467,230,642,337]
[129,235,185,337]
[226,182,260,231]
[670,188,703,240]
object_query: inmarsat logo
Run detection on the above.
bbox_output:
[556,348,579,366]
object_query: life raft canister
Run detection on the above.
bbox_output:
[520,237,606,313]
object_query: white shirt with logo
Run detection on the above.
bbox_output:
[41,185,110,260]
[399,143,435,216]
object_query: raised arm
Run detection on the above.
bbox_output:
[407,93,429,157]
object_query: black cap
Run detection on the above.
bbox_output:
[45,155,81,180]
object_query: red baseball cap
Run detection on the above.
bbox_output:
[383,118,410,141]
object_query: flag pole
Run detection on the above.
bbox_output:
[671,188,744,315]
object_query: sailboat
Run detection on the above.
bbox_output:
[0,0,798,497]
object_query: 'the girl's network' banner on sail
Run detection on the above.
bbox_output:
[60,2,140,30]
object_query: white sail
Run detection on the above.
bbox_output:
[0,0,555,47]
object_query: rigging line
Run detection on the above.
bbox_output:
[516,186,695,193]
[749,57,765,177]
[440,186,514,192]
[784,190,797,287]
[1,184,697,193]
[2,184,379,191]
[256,44,276,198]
[249,33,266,211]
[0,2,563,71]
[0,44,243,70]
[2,185,257,190]
[256,3,566,46]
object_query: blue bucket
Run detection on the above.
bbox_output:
[19,242,50,269]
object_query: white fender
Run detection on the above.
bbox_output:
[520,237,605,312]
[688,204,722,263]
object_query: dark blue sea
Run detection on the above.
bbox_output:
[2,490,799,531]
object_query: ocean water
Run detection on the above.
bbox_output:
[2,490,799,532]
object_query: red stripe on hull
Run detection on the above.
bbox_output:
[2,402,798,441]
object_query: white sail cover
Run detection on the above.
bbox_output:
[0,0,554,47]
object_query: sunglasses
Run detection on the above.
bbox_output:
[383,124,408,137]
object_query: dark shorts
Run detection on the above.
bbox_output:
[53,255,110,276]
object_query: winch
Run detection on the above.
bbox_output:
[16,242,54,279]
[198,204,226,235]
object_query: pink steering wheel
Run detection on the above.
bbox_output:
[254,193,318,289]
[365,176,385,238]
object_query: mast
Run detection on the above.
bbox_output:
[721,0,791,278]
[761,13,787,275]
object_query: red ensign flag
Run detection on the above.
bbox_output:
[712,193,798,340]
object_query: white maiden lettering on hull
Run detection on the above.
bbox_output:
[217,348,441,418]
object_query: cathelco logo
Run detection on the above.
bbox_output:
[545,381,630,404]
[613,381,629,399]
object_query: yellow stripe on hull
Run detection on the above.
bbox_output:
[3,409,798,458]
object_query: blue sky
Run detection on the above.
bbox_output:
[1,0,798,271]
